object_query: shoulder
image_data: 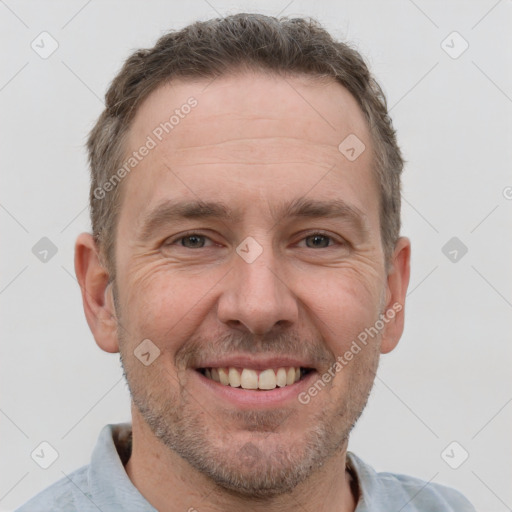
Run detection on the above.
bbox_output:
[375,471,476,511]
[15,465,91,512]
[347,452,476,512]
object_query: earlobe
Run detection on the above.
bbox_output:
[380,237,411,354]
[74,233,120,353]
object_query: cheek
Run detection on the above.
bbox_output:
[298,268,382,353]
[117,260,221,346]
[299,271,383,401]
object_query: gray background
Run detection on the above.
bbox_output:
[1,0,511,510]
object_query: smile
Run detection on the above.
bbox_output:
[196,366,314,390]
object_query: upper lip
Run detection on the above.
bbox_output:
[193,355,315,371]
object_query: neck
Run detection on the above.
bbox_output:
[125,407,358,512]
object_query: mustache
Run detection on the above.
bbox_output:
[175,329,335,370]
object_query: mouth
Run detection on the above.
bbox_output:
[196,366,315,391]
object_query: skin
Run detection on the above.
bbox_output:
[75,72,410,512]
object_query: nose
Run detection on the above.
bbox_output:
[216,245,299,336]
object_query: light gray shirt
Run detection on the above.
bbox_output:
[16,423,476,511]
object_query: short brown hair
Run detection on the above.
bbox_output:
[88,13,403,277]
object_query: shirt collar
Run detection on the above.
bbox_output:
[88,423,156,511]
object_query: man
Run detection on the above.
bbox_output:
[17,13,475,512]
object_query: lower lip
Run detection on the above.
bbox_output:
[193,369,318,409]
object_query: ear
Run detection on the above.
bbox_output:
[380,237,411,354]
[74,233,119,353]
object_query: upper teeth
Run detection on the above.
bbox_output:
[203,366,303,390]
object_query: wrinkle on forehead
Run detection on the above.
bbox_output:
[159,137,343,171]
[127,71,371,156]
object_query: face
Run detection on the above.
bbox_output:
[103,73,405,497]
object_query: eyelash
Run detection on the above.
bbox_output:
[165,230,345,249]
[296,231,342,249]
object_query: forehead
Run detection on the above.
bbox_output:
[121,72,377,226]
[130,71,370,154]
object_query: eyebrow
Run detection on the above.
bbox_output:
[138,200,237,241]
[137,197,369,241]
[274,196,368,233]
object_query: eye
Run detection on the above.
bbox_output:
[301,233,336,249]
[181,234,207,248]
[169,233,213,249]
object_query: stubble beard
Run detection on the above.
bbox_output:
[118,330,380,499]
